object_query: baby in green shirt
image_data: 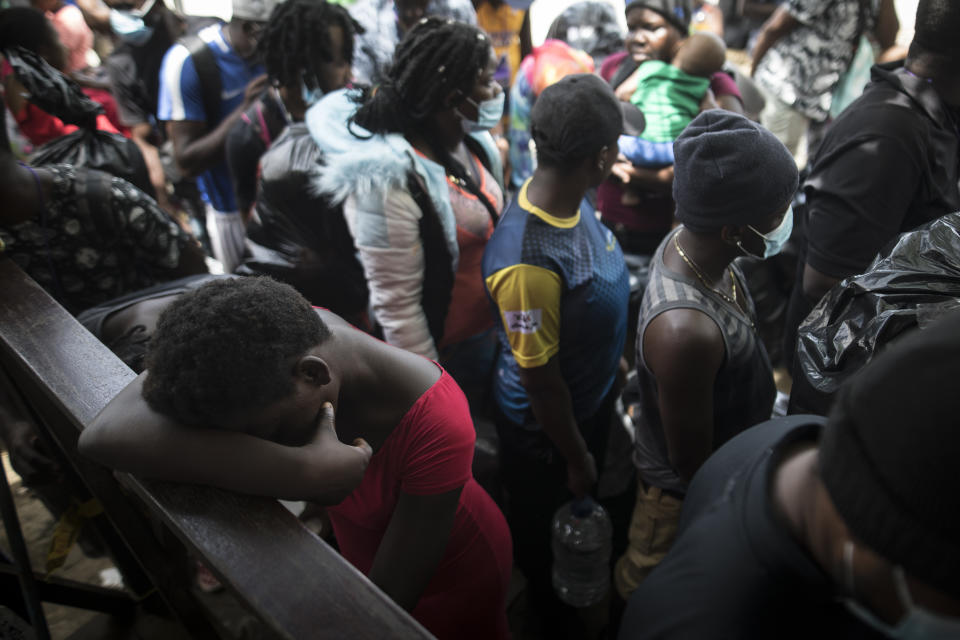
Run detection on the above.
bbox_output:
[617,31,726,168]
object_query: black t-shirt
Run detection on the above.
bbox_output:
[803,62,960,280]
[619,415,885,640]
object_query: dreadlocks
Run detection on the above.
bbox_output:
[351,17,500,221]
[257,0,362,92]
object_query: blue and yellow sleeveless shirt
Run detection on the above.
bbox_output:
[482,180,630,425]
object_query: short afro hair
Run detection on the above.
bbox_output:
[142,277,329,426]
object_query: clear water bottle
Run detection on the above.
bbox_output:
[551,496,613,607]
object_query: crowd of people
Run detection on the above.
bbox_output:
[1,0,959,638]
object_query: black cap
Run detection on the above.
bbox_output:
[821,310,960,598]
[532,73,629,165]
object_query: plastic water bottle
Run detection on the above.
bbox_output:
[551,497,613,607]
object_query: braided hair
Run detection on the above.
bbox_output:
[351,17,500,221]
[257,0,363,92]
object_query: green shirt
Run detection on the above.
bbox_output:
[630,60,710,143]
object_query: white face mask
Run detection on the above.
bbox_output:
[109,0,158,45]
[842,541,960,639]
[456,92,505,133]
[301,81,324,108]
[738,206,793,259]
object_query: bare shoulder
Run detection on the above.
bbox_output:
[643,308,725,376]
[316,308,441,394]
[315,308,354,330]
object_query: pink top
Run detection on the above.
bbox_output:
[441,152,503,347]
[49,4,94,72]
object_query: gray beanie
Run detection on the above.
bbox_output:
[232,0,277,22]
[820,310,960,598]
[672,109,798,233]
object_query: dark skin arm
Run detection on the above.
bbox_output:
[78,374,373,504]
[519,356,596,498]
[750,5,800,76]
[873,0,899,52]
[166,74,269,178]
[642,308,725,483]
[367,487,462,611]
[169,236,210,278]
[801,262,841,306]
[74,0,111,33]
[129,122,173,213]
[739,1,778,21]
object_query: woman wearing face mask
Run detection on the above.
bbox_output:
[599,0,744,256]
[308,16,505,410]
[225,0,360,220]
[613,110,796,603]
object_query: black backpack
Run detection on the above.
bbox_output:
[177,19,224,132]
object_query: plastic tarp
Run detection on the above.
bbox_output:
[790,212,960,415]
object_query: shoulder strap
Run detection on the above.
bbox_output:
[406,173,453,347]
[180,33,221,132]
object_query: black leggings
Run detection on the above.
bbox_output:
[494,387,617,635]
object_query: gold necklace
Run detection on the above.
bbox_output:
[673,231,739,307]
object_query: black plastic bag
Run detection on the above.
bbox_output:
[29,129,155,198]
[2,46,102,128]
[789,212,960,415]
[235,124,368,318]
[5,45,154,196]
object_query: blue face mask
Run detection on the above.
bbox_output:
[110,10,153,44]
[457,92,505,133]
[740,205,793,259]
[109,0,157,46]
[842,542,960,639]
[301,82,324,108]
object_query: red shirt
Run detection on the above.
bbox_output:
[2,59,125,147]
[326,370,512,639]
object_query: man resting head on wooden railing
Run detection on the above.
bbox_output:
[79,276,513,640]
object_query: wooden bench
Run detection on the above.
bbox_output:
[0,258,434,639]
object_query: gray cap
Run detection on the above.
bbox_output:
[232,0,277,22]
